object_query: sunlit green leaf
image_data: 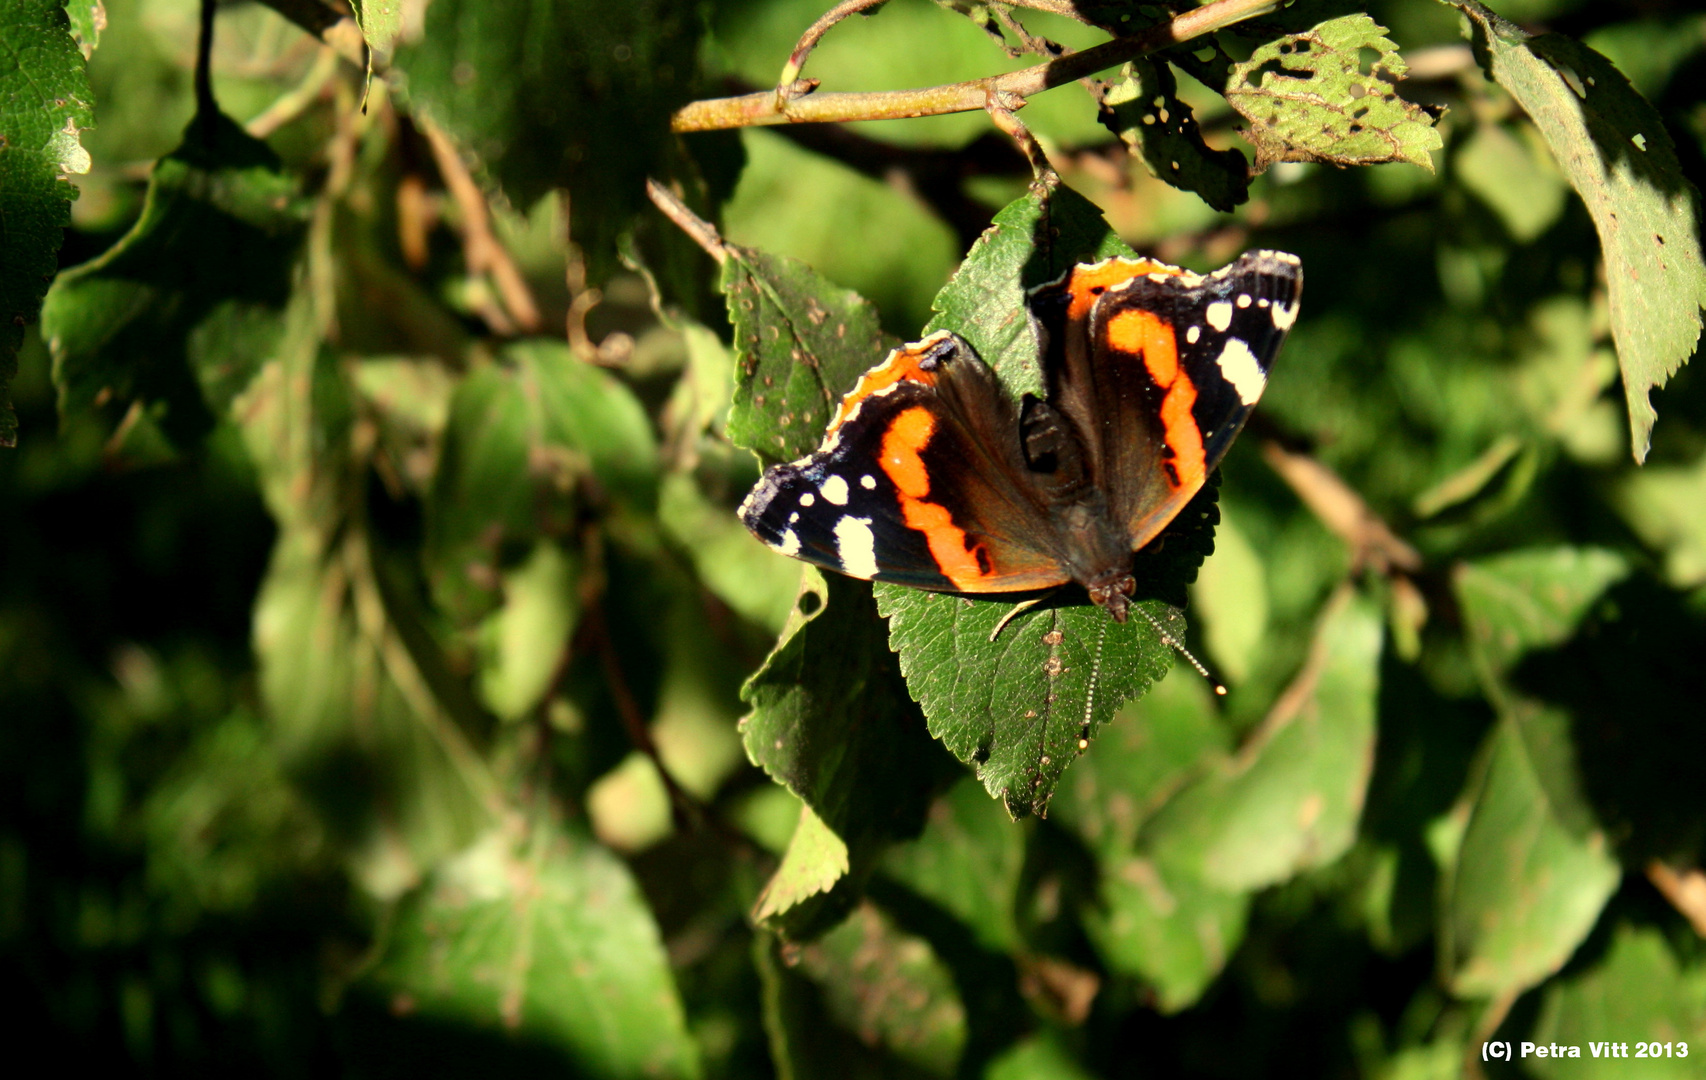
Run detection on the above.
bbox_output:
[1226,14,1444,173]
[1455,546,1629,681]
[1528,923,1706,1078]
[370,822,701,1079]
[1444,707,1619,999]
[1445,0,1706,462]
[723,244,893,463]
[1086,852,1249,1012]
[1141,586,1382,891]
[0,0,92,446]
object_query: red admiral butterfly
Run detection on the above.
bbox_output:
[738,250,1302,623]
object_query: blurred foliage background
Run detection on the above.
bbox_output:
[4,0,1706,1076]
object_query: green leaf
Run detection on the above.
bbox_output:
[878,589,1179,820]
[1086,852,1250,1013]
[1528,923,1706,1078]
[42,113,307,454]
[473,541,580,722]
[1454,120,1569,243]
[1444,707,1619,999]
[1189,502,1268,687]
[659,470,801,634]
[0,0,93,445]
[922,179,1135,401]
[393,0,699,277]
[754,800,850,924]
[723,245,893,463]
[1048,665,1229,861]
[348,0,400,54]
[253,528,493,898]
[1225,14,1444,173]
[1616,454,1706,588]
[1445,0,1706,462]
[741,571,948,937]
[369,822,701,1080]
[984,1032,1101,1080]
[426,340,657,624]
[63,0,103,57]
[1098,59,1249,213]
[755,907,967,1080]
[881,776,1027,952]
[1140,586,1382,891]
[1454,546,1629,682]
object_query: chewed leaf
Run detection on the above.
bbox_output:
[723,246,894,463]
[1445,0,1706,462]
[1099,59,1249,213]
[1226,14,1444,172]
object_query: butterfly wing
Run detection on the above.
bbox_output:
[739,332,1071,593]
[1030,250,1302,551]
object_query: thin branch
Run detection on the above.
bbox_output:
[777,0,889,100]
[674,0,1279,132]
[1647,861,1706,938]
[646,179,727,264]
[421,120,542,334]
[1260,439,1422,576]
[246,43,340,138]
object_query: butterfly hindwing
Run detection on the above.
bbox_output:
[739,332,1071,594]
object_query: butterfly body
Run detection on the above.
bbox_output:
[738,250,1303,621]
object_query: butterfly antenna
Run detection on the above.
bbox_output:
[1134,607,1228,696]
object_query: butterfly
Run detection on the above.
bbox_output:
[738,250,1302,623]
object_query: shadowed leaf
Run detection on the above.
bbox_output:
[42,113,307,456]
[1099,59,1249,213]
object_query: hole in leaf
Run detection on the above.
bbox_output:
[1358,46,1382,75]
[1350,83,1367,98]
[1633,132,1648,150]
[1558,64,1587,98]
[798,591,822,617]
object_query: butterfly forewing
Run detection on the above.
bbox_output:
[739,333,1071,594]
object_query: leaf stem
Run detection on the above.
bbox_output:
[195,0,217,141]
[673,0,1279,132]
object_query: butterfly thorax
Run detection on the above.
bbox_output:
[1019,396,1137,621]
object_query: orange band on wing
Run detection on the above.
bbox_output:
[829,342,942,435]
[1062,259,1184,322]
[879,405,991,588]
[1105,308,1205,491]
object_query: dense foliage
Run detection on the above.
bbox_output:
[4,0,1706,1076]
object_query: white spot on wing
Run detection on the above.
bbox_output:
[1271,300,1299,330]
[820,474,850,505]
[1236,293,1252,308]
[776,529,801,556]
[1217,338,1267,405]
[1206,301,1233,332]
[1186,325,1201,344]
[788,512,799,525]
[799,492,816,507]
[834,517,879,579]
[860,474,877,490]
